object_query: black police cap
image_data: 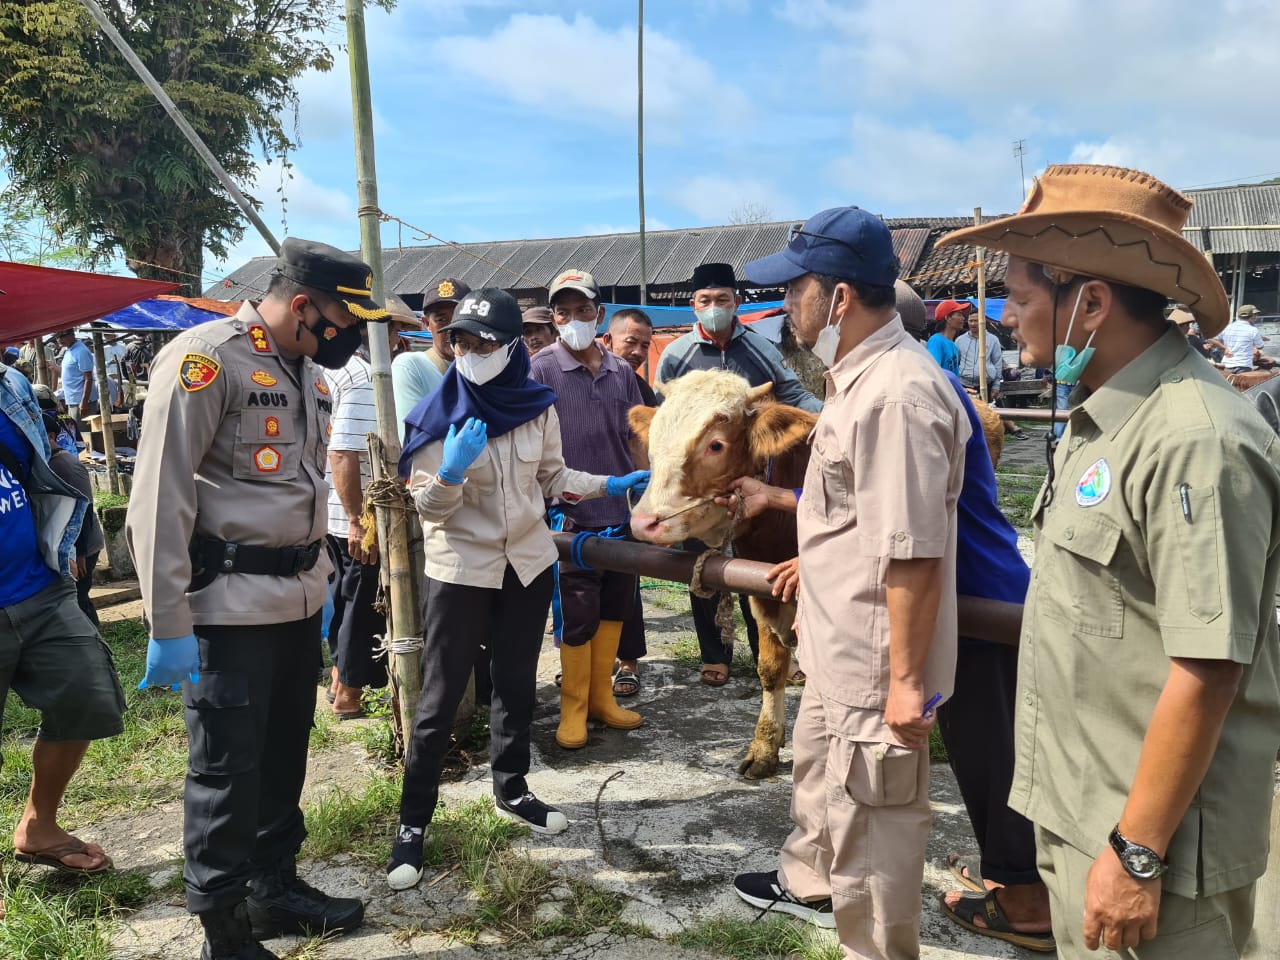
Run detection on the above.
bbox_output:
[275,238,389,321]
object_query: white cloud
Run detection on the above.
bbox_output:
[428,13,753,140]
[667,175,796,224]
[580,217,672,236]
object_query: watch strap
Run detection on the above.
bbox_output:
[1109,825,1169,880]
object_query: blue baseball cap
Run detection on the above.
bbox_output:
[744,206,898,288]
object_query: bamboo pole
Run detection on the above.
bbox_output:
[90,330,121,495]
[78,0,280,259]
[345,0,421,749]
[33,337,52,388]
[974,206,989,403]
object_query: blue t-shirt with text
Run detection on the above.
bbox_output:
[0,413,58,607]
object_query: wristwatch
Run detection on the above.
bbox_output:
[1108,826,1169,880]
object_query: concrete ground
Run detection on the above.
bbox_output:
[102,583,1027,959]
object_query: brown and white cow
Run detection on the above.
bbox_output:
[628,369,816,779]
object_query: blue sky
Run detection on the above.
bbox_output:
[210,0,1280,281]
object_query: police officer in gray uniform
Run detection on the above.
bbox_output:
[126,240,387,960]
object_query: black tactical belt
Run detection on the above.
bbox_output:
[189,536,323,590]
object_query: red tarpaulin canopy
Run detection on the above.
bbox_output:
[0,260,181,343]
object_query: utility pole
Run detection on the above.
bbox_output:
[637,0,647,307]
[345,0,421,751]
[1013,139,1028,201]
[79,0,280,258]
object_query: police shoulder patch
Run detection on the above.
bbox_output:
[179,354,221,392]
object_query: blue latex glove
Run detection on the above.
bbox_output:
[438,417,488,484]
[138,634,201,691]
[320,589,335,641]
[606,470,650,499]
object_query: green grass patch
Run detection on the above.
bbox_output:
[91,492,129,511]
[670,915,840,960]
[0,618,188,836]
[929,726,948,762]
[994,464,1045,530]
[0,868,152,960]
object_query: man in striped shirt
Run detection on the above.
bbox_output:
[531,270,648,749]
[324,308,417,717]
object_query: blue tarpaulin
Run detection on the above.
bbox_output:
[95,297,228,331]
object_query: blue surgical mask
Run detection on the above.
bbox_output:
[1052,286,1095,386]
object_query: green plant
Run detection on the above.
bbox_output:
[91,491,128,510]
[0,868,152,960]
[670,915,841,960]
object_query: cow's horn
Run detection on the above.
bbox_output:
[745,382,774,405]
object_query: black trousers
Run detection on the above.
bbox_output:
[325,535,388,689]
[182,613,321,913]
[617,580,647,661]
[936,637,1040,886]
[399,564,552,828]
[74,552,99,628]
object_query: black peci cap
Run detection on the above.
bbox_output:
[275,238,389,321]
[690,262,737,292]
[440,288,522,343]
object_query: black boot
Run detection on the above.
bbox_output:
[198,902,279,959]
[246,862,364,939]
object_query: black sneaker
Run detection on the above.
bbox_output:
[386,824,425,891]
[494,791,569,835]
[732,870,836,929]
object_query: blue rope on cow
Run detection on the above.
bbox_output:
[569,524,628,571]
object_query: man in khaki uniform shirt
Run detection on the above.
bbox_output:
[941,164,1280,958]
[731,207,970,960]
[126,240,388,960]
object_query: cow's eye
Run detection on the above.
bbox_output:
[708,440,724,454]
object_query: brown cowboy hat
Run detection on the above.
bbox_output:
[938,164,1230,337]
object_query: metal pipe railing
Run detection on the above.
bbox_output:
[553,532,1024,647]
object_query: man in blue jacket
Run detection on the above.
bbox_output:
[0,362,124,879]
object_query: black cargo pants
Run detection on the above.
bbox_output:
[182,612,321,913]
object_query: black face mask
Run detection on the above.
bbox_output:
[305,311,363,369]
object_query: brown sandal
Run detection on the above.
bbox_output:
[700,664,730,687]
[14,836,112,875]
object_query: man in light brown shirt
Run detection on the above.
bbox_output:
[731,208,969,959]
[126,240,386,960]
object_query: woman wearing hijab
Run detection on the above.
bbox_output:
[386,289,649,891]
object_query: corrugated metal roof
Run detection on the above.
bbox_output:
[1183,184,1280,253]
[208,192,1280,301]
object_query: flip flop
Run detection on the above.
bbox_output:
[14,836,113,875]
[787,666,807,686]
[613,668,640,697]
[939,891,1055,953]
[333,705,367,721]
[945,852,986,894]
[700,665,730,687]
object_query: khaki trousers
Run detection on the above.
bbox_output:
[1037,827,1256,960]
[779,684,932,960]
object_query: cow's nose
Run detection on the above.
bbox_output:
[630,512,661,542]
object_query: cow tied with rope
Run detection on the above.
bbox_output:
[628,369,816,779]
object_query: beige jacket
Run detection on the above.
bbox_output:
[410,406,607,588]
[126,303,333,637]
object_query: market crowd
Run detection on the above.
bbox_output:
[1,162,1277,960]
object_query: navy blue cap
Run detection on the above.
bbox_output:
[745,207,898,288]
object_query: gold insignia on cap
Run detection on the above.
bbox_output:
[438,280,456,299]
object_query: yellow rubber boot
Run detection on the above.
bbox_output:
[555,641,591,749]
[587,621,643,730]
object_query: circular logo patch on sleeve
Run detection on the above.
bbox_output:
[179,354,221,392]
[1075,458,1111,507]
[254,446,282,473]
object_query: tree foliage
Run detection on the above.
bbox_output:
[0,1,359,294]
[0,190,94,269]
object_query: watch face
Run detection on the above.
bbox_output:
[1126,849,1160,877]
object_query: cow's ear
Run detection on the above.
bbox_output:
[629,404,656,448]
[748,404,817,460]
